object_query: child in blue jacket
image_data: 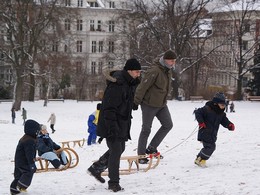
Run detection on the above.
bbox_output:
[87,103,101,145]
[194,92,235,167]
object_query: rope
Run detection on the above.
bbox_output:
[163,125,199,154]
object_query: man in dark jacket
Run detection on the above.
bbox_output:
[134,50,177,163]
[194,92,235,167]
[87,58,141,192]
[10,119,41,195]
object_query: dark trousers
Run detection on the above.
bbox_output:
[107,140,125,184]
[50,124,55,132]
[93,140,125,184]
[10,166,35,194]
[138,103,173,155]
[198,142,216,160]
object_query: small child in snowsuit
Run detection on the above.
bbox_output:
[10,119,41,195]
[36,125,68,169]
[87,103,101,145]
[194,92,235,167]
[230,101,235,112]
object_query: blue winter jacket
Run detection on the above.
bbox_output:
[37,133,61,156]
[194,101,232,143]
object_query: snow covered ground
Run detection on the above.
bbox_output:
[0,100,259,195]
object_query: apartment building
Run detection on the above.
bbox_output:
[0,0,130,100]
[197,0,260,99]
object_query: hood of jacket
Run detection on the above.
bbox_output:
[24,119,41,138]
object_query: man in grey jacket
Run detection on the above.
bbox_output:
[134,50,177,163]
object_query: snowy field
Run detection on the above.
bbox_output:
[0,100,259,195]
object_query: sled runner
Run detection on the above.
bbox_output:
[101,152,161,176]
[60,138,85,148]
[36,148,79,172]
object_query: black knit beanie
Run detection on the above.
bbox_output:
[124,58,141,71]
[163,50,177,60]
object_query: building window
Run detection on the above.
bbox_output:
[65,0,71,6]
[98,62,102,74]
[65,19,70,31]
[109,1,115,8]
[76,61,82,74]
[90,20,95,31]
[108,61,114,69]
[244,23,250,33]
[108,41,114,53]
[91,61,96,75]
[78,0,83,7]
[242,40,248,50]
[77,19,83,31]
[88,2,98,7]
[52,41,58,52]
[122,20,127,31]
[98,41,103,52]
[97,20,102,31]
[77,40,83,52]
[92,41,97,53]
[64,44,68,52]
[109,21,115,32]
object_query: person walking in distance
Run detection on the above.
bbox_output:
[134,50,177,163]
[48,113,56,133]
[21,108,27,125]
[87,58,141,192]
[11,107,16,124]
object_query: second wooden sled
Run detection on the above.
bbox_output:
[101,152,161,176]
[36,147,79,173]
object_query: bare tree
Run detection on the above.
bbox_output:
[0,0,75,109]
[209,0,260,100]
[115,0,219,98]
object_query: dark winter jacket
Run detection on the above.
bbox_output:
[134,58,172,108]
[37,133,61,156]
[97,70,140,141]
[14,119,40,172]
[194,101,232,143]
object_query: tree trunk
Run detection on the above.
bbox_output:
[13,76,24,111]
[28,73,35,101]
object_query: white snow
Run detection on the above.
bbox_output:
[0,100,259,195]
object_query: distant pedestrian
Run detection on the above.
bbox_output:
[10,119,41,195]
[225,99,229,112]
[47,113,56,133]
[11,107,16,124]
[21,108,27,125]
[230,101,235,112]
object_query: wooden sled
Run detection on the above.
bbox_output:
[36,148,79,173]
[101,153,161,176]
[60,138,85,148]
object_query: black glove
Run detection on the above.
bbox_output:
[98,137,103,144]
[133,103,139,111]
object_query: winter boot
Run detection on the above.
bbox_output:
[108,183,124,192]
[146,145,163,159]
[194,156,207,167]
[87,165,105,183]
